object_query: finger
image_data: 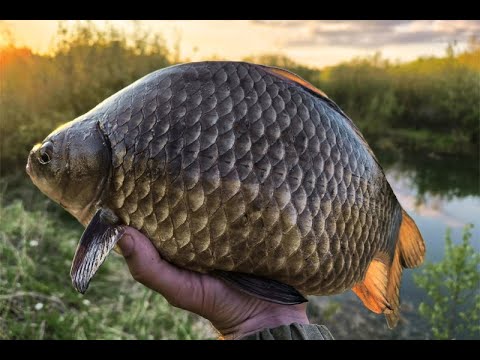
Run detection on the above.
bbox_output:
[117,227,205,311]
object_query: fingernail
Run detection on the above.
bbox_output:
[118,233,134,258]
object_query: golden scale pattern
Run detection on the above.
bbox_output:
[100,62,401,295]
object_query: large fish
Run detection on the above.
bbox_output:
[26,61,425,327]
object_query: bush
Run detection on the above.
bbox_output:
[0,196,208,339]
[0,21,172,174]
[414,224,480,339]
[2,24,479,172]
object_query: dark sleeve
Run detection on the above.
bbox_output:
[239,323,334,340]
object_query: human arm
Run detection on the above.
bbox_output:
[117,227,333,340]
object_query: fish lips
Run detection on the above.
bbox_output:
[26,157,32,176]
[26,146,38,177]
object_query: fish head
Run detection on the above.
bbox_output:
[26,117,111,225]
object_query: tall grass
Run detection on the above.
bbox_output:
[1,21,479,339]
[321,48,479,155]
[0,189,212,339]
[1,21,171,173]
[248,45,480,158]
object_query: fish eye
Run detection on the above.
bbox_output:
[38,142,53,165]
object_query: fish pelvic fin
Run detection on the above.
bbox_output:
[353,209,425,328]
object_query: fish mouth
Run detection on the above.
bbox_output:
[26,150,34,177]
[26,144,42,178]
[26,157,32,176]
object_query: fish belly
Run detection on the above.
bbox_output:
[102,62,400,295]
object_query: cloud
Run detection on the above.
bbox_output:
[0,20,11,33]
[250,20,480,48]
[0,21,14,45]
[395,193,465,228]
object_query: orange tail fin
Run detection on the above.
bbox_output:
[352,209,425,328]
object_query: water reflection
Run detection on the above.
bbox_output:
[377,149,480,200]
[380,149,480,262]
[388,170,467,229]
[312,150,480,339]
[379,150,480,256]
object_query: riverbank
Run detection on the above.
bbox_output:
[2,24,479,174]
[309,295,430,340]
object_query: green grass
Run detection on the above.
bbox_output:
[0,194,212,339]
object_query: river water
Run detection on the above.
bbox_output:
[309,152,480,339]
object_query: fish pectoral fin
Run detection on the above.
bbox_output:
[211,270,308,305]
[352,259,393,315]
[70,209,124,294]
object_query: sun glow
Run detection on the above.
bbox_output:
[2,20,477,68]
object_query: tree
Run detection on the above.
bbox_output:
[414,224,480,339]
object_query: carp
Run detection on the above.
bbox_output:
[26,61,425,327]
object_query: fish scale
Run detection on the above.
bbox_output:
[29,61,425,327]
[97,61,398,295]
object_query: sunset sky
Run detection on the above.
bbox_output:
[1,20,479,67]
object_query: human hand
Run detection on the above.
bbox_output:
[117,227,309,339]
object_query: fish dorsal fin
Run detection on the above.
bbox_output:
[352,258,393,315]
[261,65,330,99]
[260,64,381,166]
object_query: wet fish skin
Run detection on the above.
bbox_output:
[99,62,401,295]
[27,61,425,327]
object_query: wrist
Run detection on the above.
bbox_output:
[219,303,309,340]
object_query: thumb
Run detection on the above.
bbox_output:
[116,229,135,257]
